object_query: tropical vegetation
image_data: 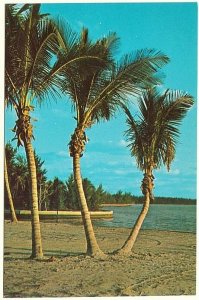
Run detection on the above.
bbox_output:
[5,143,195,216]
[5,3,118,258]
[5,143,107,212]
[57,28,169,256]
[116,88,193,255]
[5,3,194,259]
[4,145,18,223]
[5,4,62,259]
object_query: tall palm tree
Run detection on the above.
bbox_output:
[13,155,30,206]
[5,4,84,258]
[60,30,169,257]
[116,87,194,255]
[4,143,18,223]
[5,5,116,258]
[5,4,60,259]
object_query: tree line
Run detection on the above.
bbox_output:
[5,142,196,213]
[5,4,194,259]
[5,142,105,211]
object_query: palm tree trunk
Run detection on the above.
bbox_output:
[24,140,43,259]
[4,156,18,223]
[117,171,152,255]
[73,153,105,257]
[117,190,150,255]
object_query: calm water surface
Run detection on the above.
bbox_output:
[94,204,196,233]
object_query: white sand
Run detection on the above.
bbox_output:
[4,220,196,297]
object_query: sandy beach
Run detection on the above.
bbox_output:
[4,220,196,297]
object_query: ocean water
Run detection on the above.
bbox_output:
[94,204,196,233]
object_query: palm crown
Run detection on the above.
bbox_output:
[61,46,169,131]
[59,29,170,158]
[5,5,58,104]
[6,6,112,146]
[123,87,194,172]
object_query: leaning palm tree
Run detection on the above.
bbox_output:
[5,5,118,258]
[60,29,169,257]
[5,4,91,259]
[4,143,18,223]
[116,87,194,255]
[5,4,60,259]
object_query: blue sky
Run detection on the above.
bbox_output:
[5,2,197,198]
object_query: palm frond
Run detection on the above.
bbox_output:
[53,18,79,53]
[37,27,114,102]
[163,90,194,124]
[81,49,168,126]
[122,87,194,172]
[121,104,145,169]
[95,32,120,60]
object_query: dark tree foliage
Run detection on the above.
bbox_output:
[5,143,195,211]
[65,174,80,210]
[5,143,29,209]
[64,175,107,211]
[47,177,67,211]
[5,143,48,209]
[100,192,196,205]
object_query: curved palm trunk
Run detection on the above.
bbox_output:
[4,156,18,223]
[117,171,153,255]
[117,191,150,255]
[73,153,105,257]
[24,140,43,259]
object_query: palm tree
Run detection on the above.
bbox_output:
[13,155,30,208]
[65,174,79,210]
[116,87,194,255]
[5,4,74,259]
[60,29,169,257]
[6,4,104,258]
[34,152,47,210]
[5,4,57,259]
[4,143,18,223]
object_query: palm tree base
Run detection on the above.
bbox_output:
[112,248,132,257]
[87,249,107,259]
[29,254,44,260]
[10,219,18,224]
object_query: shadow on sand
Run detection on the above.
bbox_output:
[4,246,85,260]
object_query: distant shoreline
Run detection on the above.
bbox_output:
[4,209,113,220]
[101,203,134,207]
[101,202,196,206]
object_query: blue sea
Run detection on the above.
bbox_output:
[94,204,196,233]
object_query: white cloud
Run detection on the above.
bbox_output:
[119,139,128,147]
[114,165,140,176]
[170,168,180,175]
[57,150,68,157]
[77,20,85,28]
[114,169,128,175]
[157,168,180,176]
